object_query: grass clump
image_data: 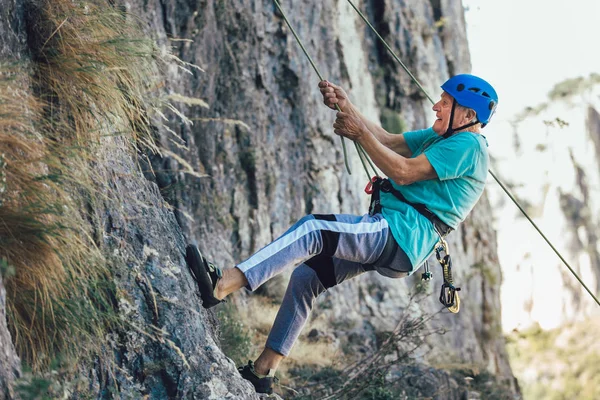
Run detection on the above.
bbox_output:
[25,0,160,152]
[1,0,167,374]
[0,67,112,369]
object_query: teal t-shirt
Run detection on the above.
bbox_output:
[380,127,489,273]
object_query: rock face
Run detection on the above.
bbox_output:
[0,275,20,400]
[0,0,519,398]
[131,0,516,392]
[84,138,259,399]
[489,82,600,331]
[0,0,24,396]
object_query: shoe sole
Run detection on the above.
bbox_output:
[185,245,222,309]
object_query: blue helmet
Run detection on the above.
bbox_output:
[441,74,498,127]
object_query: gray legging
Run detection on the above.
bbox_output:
[236,213,413,356]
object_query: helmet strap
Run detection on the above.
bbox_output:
[442,99,480,139]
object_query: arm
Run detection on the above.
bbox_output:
[359,130,437,185]
[318,81,412,157]
[333,112,437,185]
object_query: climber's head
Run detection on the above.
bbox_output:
[432,74,498,137]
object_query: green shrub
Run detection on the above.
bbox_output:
[216,302,253,366]
[507,320,600,400]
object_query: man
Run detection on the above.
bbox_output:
[186,74,498,394]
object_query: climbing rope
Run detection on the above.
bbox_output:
[272,0,379,180]
[346,0,600,307]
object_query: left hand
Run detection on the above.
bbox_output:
[333,112,368,141]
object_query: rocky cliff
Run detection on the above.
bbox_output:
[133,0,517,395]
[1,1,24,396]
[488,77,600,332]
[0,0,518,398]
[0,275,19,400]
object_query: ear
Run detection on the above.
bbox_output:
[465,108,477,123]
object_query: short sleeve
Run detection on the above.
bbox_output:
[424,134,481,180]
[403,128,436,154]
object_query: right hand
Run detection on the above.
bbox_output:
[318,81,350,111]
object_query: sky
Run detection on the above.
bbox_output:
[463,0,600,118]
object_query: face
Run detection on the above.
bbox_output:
[431,92,471,135]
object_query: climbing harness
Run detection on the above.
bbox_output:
[367,176,460,311]
[346,0,600,308]
[270,0,600,310]
[366,177,452,236]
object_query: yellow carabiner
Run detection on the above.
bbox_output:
[448,292,460,314]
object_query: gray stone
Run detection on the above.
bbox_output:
[0,275,20,400]
[0,0,24,397]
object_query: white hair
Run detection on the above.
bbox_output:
[456,104,481,133]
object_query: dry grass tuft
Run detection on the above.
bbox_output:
[26,0,160,153]
[0,66,113,369]
[1,0,167,371]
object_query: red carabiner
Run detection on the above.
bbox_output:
[364,176,378,194]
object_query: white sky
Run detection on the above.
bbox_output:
[464,0,600,118]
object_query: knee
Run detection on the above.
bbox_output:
[295,214,339,258]
[289,265,326,299]
[290,265,313,282]
[305,254,337,289]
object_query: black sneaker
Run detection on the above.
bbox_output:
[185,244,223,309]
[238,360,278,394]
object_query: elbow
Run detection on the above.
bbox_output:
[390,166,414,186]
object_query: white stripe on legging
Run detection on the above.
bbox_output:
[236,217,389,273]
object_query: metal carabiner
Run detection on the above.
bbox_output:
[435,238,449,262]
[434,238,461,312]
[439,282,460,307]
[439,283,461,313]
